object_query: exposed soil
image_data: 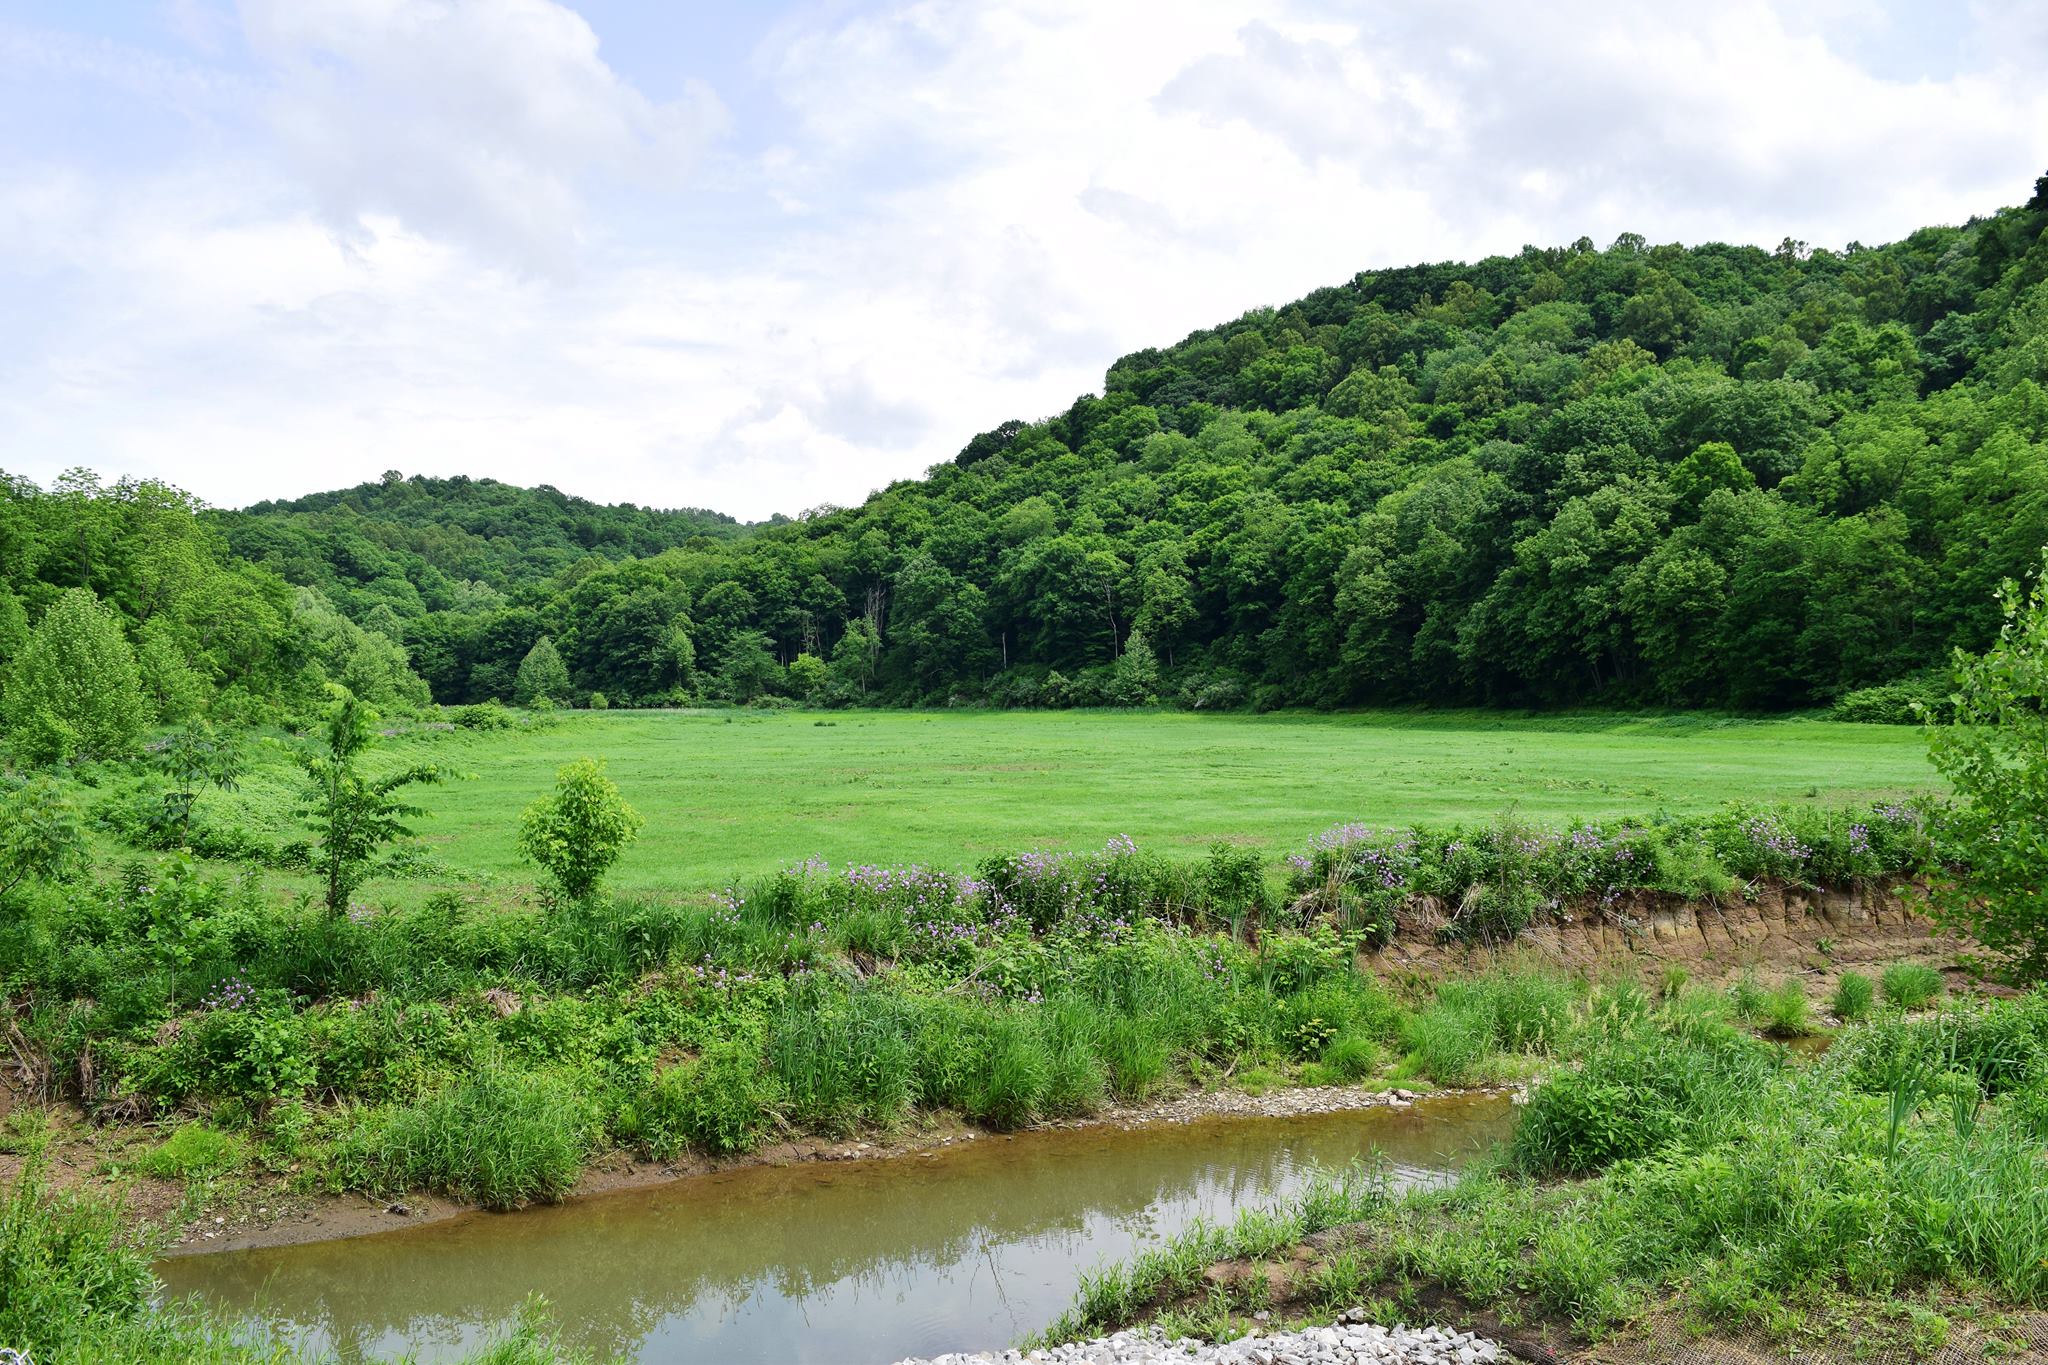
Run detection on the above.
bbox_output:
[1370,878,1966,994]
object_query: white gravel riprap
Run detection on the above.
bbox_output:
[894,1317,1506,1365]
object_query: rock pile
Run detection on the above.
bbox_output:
[895,1318,1504,1365]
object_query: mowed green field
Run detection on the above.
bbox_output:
[393,710,1937,894]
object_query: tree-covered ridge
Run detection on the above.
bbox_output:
[220,472,744,622]
[384,174,2041,710]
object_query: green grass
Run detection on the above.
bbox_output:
[134,1124,245,1180]
[1832,971,1877,1021]
[1882,963,1947,1010]
[374,709,1931,894]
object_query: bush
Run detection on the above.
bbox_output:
[451,700,517,730]
[366,1067,591,1209]
[1881,963,1945,1010]
[1828,671,1947,725]
[1831,971,1875,1021]
[516,759,644,901]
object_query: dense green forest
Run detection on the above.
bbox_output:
[4,175,2047,730]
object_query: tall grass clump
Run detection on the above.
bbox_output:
[767,981,916,1133]
[1401,962,1576,1085]
[357,1066,591,1209]
[1881,963,1945,1010]
[628,1039,778,1156]
[1831,970,1875,1021]
[1512,1020,1780,1174]
[1756,979,1817,1038]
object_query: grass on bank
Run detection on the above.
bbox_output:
[1040,990,2048,1356]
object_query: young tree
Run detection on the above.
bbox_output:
[1,588,147,765]
[716,630,783,703]
[786,652,827,700]
[514,636,571,706]
[294,689,443,915]
[134,617,207,723]
[1927,559,2048,981]
[827,617,879,698]
[156,719,244,847]
[0,777,86,906]
[1112,629,1162,705]
[517,758,643,901]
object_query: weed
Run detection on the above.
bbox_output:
[1882,963,1945,1010]
[1832,971,1876,1021]
[358,1066,591,1209]
[136,1125,246,1180]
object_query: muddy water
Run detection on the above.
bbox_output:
[158,1095,1514,1365]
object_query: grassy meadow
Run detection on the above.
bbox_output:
[386,709,1937,894]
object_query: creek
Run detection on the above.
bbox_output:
[157,1094,1514,1364]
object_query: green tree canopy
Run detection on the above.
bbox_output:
[1,588,147,765]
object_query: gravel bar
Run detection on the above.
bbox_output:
[894,1318,1505,1364]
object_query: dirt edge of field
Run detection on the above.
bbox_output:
[1367,878,1966,992]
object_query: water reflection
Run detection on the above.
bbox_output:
[159,1095,1513,1365]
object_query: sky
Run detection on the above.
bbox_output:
[2,1,2045,521]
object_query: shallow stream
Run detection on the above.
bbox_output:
[158,1094,1514,1364]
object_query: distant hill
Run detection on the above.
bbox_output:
[220,473,744,620]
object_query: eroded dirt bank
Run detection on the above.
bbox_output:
[1369,878,1964,990]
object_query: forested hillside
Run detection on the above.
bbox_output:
[5,175,2047,724]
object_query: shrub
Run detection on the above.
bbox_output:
[1881,963,1945,1010]
[1831,971,1875,1021]
[367,1067,591,1209]
[451,699,517,729]
[516,759,644,901]
[1828,671,1947,725]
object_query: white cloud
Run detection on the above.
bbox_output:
[1,1,2044,519]
[238,0,728,275]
